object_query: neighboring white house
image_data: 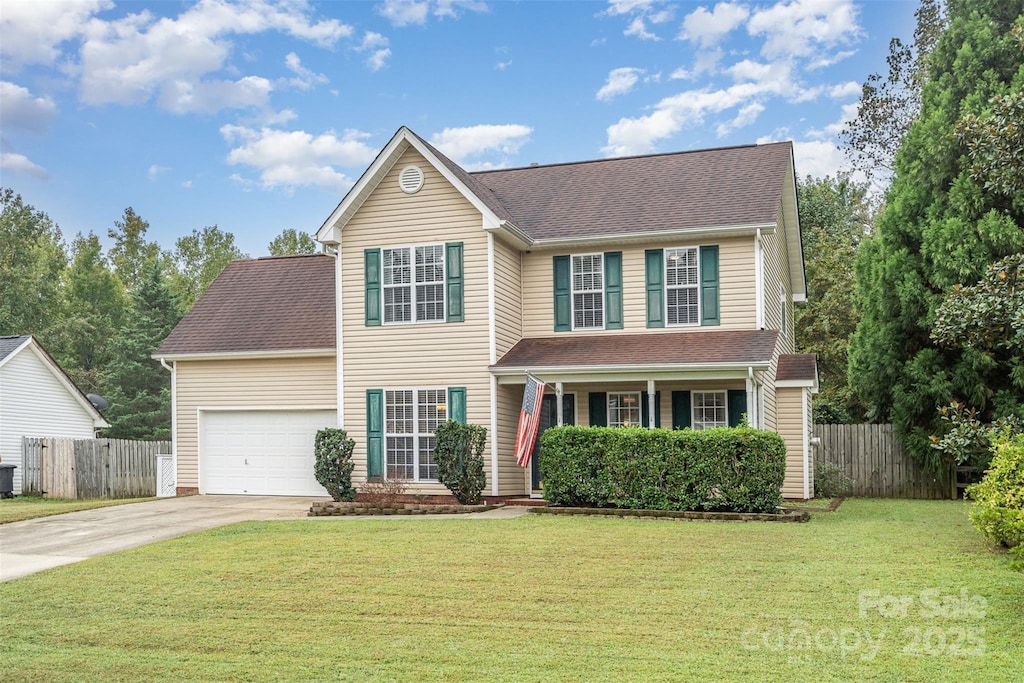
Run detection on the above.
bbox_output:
[0,336,110,494]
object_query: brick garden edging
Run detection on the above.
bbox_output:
[528,506,810,522]
[309,501,503,516]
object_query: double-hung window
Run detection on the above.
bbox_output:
[608,392,642,427]
[665,247,700,326]
[572,254,604,329]
[385,388,446,481]
[692,391,727,430]
[383,245,445,324]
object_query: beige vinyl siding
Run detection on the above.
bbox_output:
[340,147,493,495]
[763,209,794,353]
[760,339,782,431]
[496,384,527,495]
[521,237,756,337]
[493,236,523,358]
[776,386,808,499]
[175,356,337,489]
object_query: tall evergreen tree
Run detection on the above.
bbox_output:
[0,188,66,337]
[49,233,128,394]
[848,0,1024,478]
[795,174,872,423]
[108,207,164,291]
[102,261,181,440]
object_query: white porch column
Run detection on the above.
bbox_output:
[647,379,656,429]
[746,372,757,428]
[555,382,564,426]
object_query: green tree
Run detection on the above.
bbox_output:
[108,207,163,291]
[848,0,1024,479]
[102,261,181,440]
[795,174,872,423]
[0,188,66,337]
[268,228,317,256]
[48,233,128,394]
[169,225,247,310]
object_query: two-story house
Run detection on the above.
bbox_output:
[156,126,817,500]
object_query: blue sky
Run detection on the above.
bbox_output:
[1,0,917,257]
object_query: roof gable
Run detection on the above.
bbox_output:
[0,335,110,428]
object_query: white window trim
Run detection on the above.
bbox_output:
[664,246,701,327]
[382,243,446,325]
[607,391,642,428]
[692,390,728,430]
[571,252,605,331]
[384,387,447,482]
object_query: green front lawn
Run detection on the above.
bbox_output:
[1,500,1020,681]
[0,496,156,524]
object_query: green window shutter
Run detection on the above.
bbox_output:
[553,255,571,331]
[366,389,384,478]
[727,389,747,427]
[604,251,623,330]
[645,249,664,328]
[364,249,381,327]
[446,242,464,323]
[672,391,692,430]
[641,391,662,428]
[448,387,467,424]
[700,245,720,326]
[588,392,608,427]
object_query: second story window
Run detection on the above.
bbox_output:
[665,247,699,325]
[572,254,604,329]
[383,245,445,324]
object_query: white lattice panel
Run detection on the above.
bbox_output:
[156,455,176,497]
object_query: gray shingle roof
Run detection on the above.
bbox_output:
[491,330,780,369]
[0,335,30,363]
[470,142,793,241]
[156,254,335,356]
[776,354,818,381]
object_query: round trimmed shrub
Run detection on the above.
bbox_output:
[314,428,356,501]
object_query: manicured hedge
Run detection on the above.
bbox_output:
[968,436,1024,571]
[539,426,786,513]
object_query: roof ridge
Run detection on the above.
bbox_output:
[471,141,791,176]
[255,253,328,261]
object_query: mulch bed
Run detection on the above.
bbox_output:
[309,501,502,516]
[529,506,810,523]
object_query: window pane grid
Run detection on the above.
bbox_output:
[382,245,445,324]
[693,391,727,430]
[385,388,445,482]
[572,254,604,329]
[608,392,641,428]
[666,247,699,326]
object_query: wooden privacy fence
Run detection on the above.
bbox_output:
[813,424,949,499]
[21,437,170,499]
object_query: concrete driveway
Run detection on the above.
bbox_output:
[0,495,323,582]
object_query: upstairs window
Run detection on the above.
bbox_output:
[383,245,445,324]
[665,247,700,326]
[572,254,604,329]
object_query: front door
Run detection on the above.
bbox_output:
[531,394,575,491]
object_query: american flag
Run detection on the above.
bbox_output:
[513,375,546,467]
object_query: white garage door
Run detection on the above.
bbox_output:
[201,410,335,496]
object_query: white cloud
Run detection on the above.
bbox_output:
[0,0,110,69]
[0,81,58,133]
[791,139,848,180]
[221,125,378,192]
[181,180,193,189]
[669,67,692,80]
[625,17,659,41]
[680,3,750,48]
[147,164,170,181]
[606,0,673,41]
[597,67,644,101]
[495,60,512,71]
[357,32,391,71]
[829,80,861,99]
[748,0,860,60]
[284,52,328,90]
[716,101,765,136]
[378,0,487,27]
[0,152,48,179]
[76,0,352,113]
[430,124,532,167]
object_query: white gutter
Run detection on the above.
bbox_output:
[528,222,778,249]
[491,361,771,376]
[153,348,336,362]
[487,233,499,496]
[327,244,345,427]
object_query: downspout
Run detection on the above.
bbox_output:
[746,366,756,428]
[487,233,500,496]
[159,358,177,491]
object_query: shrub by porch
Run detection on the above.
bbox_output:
[540,425,786,513]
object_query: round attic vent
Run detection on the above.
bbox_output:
[398,165,424,194]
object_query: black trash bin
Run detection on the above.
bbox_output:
[0,463,16,499]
